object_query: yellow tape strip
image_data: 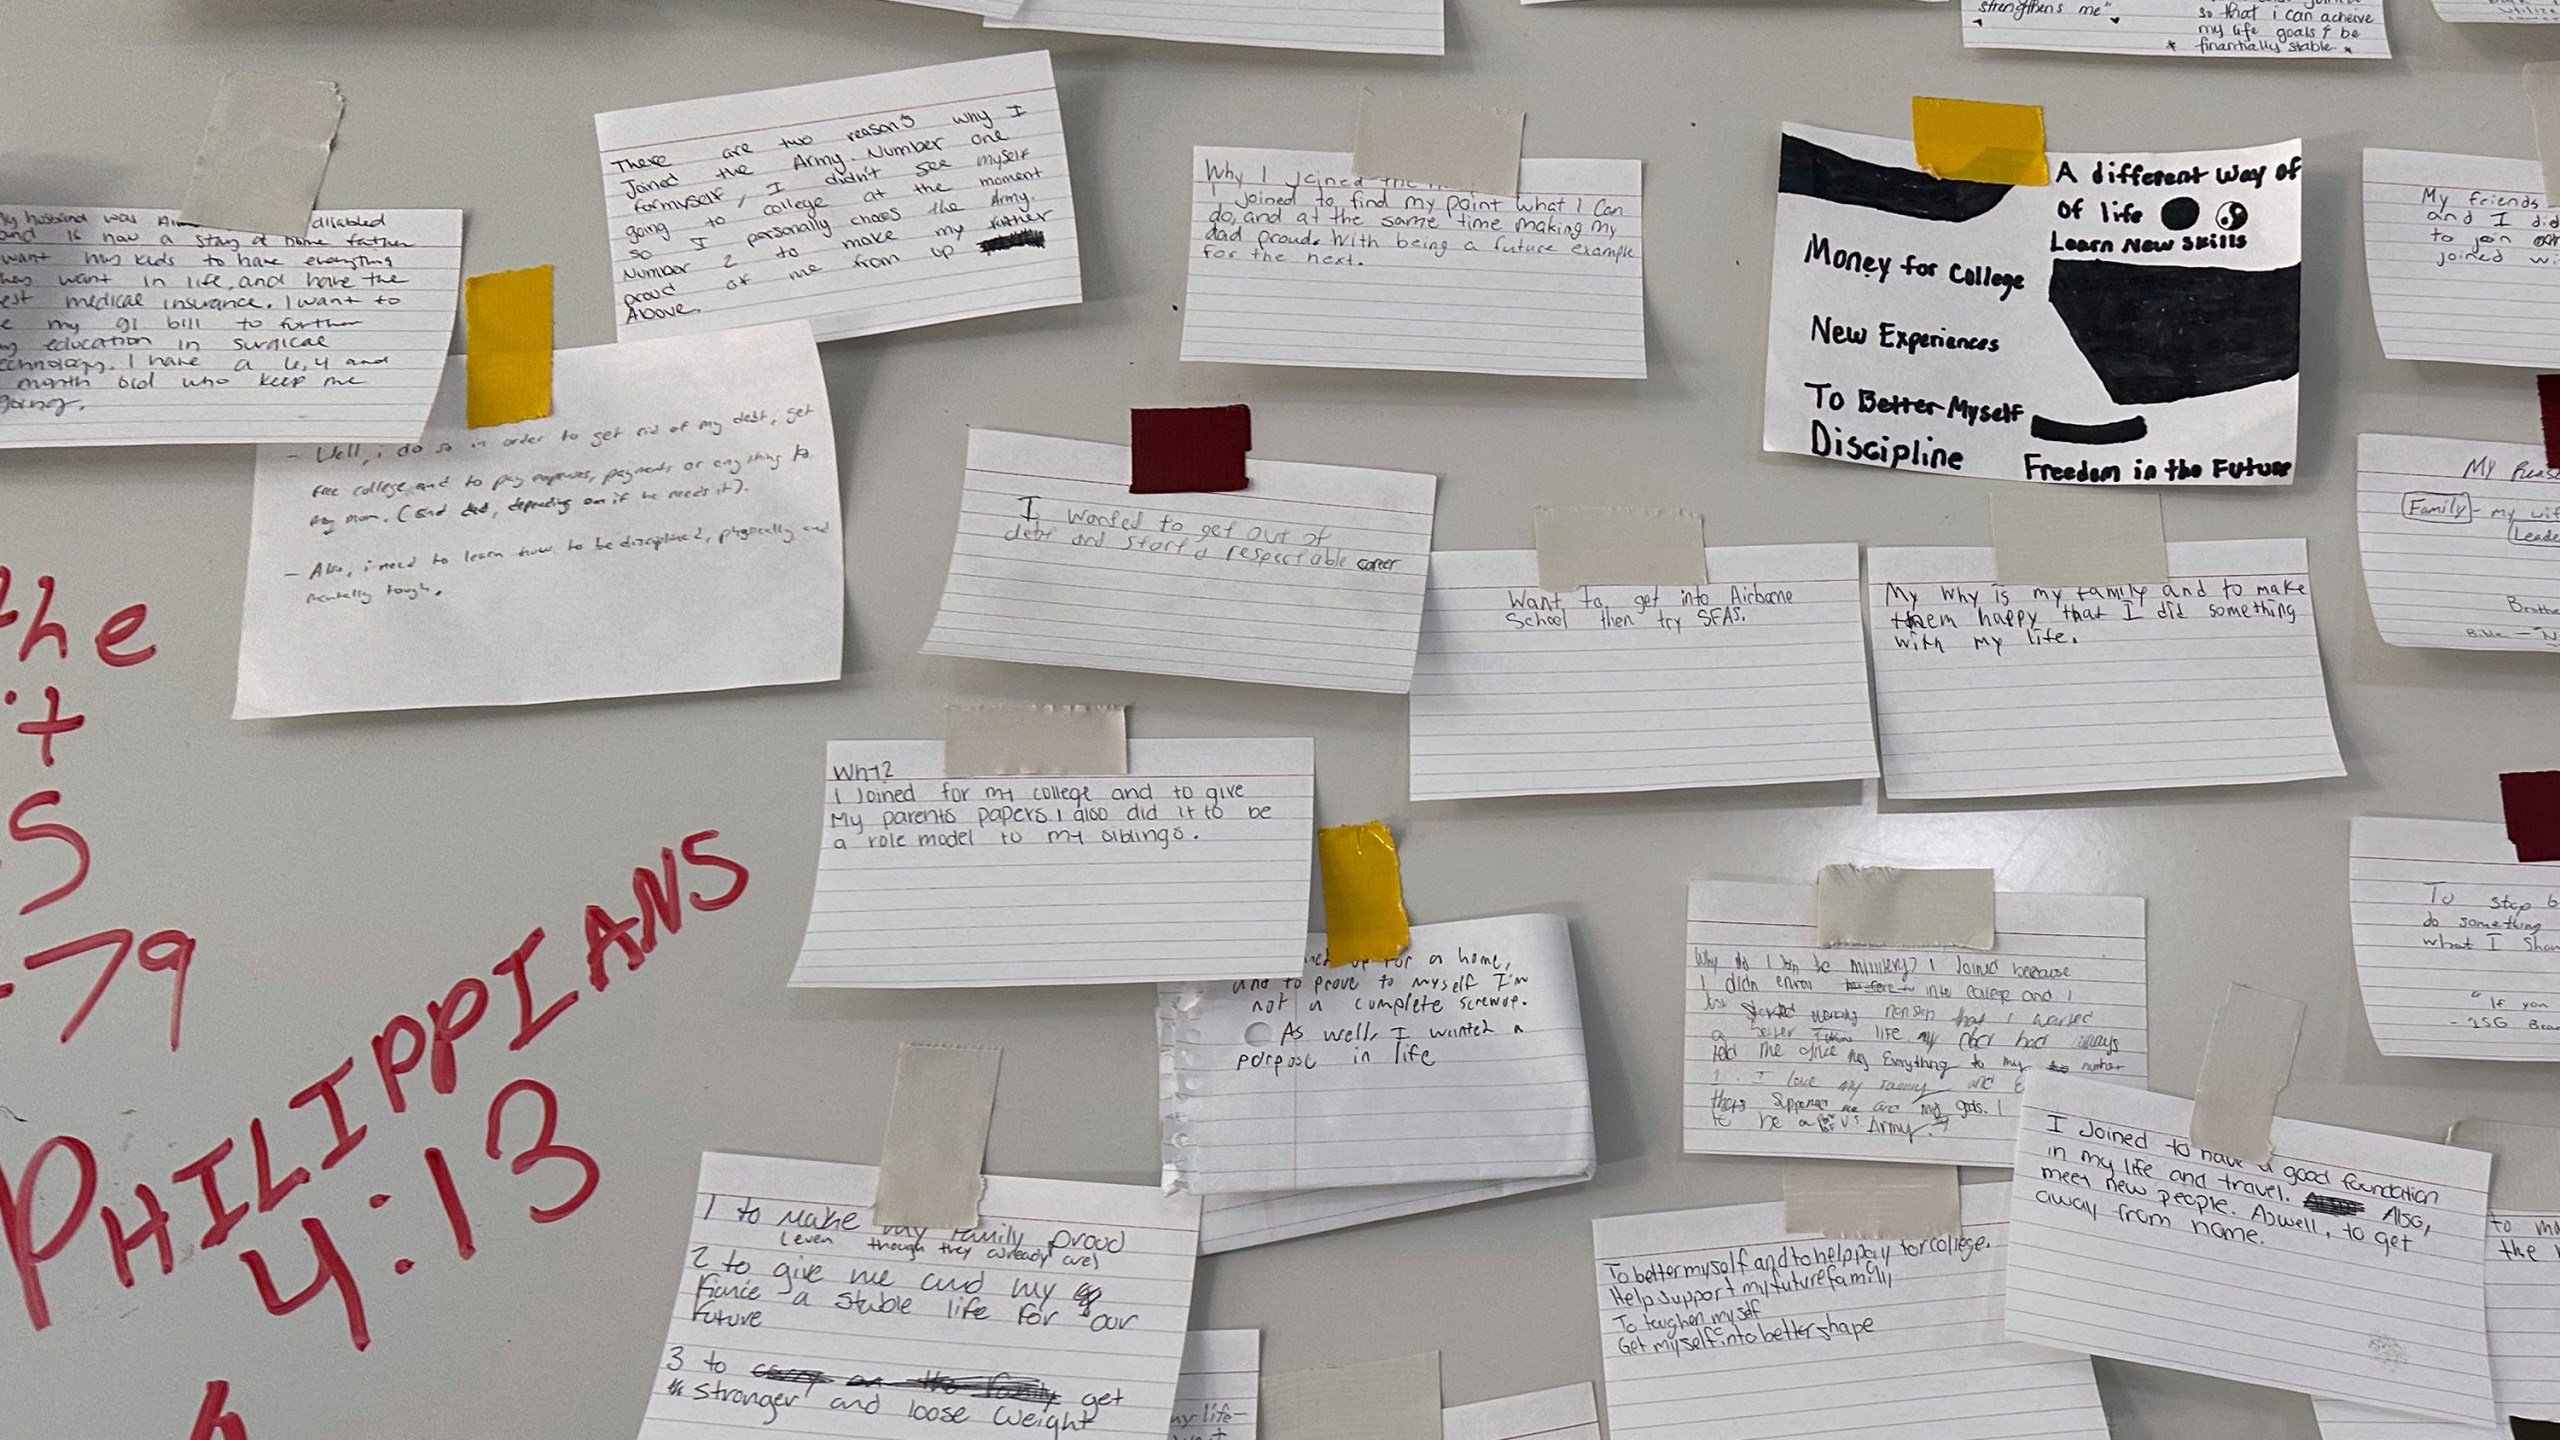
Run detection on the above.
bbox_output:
[464,264,554,429]
[1318,821,1410,964]
[1912,96,2048,187]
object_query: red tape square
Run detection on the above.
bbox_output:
[2502,770,2560,863]
[1130,405,1251,494]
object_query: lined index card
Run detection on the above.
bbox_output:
[596,52,1079,344]
[1173,1331,1260,1440]
[1868,539,2345,799]
[2364,149,2560,370]
[1593,1183,2110,1440]
[2314,1209,2560,1437]
[1407,544,1877,800]
[2351,816,2560,1061]
[2357,433,2560,652]
[2006,1072,2495,1425]
[988,0,1444,54]
[642,1152,1199,1440]
[1194,1174,1582,1255]
[1181,148,1644,380]
[921,429,1439,694]
[1443,1385,1597,1440]
[792,737,1313,988]
[1958,0,2386,56]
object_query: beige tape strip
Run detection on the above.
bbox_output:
[2451,1119,2560,1210]
[1990,487,2169,587]
[1813,865,1994,950]
[178,72,346,237]
[2188,983,2305,1165]
[944,703,1127,777]
[873,1043,1002,1230]
[1782,1160,1961,1240]
[1352,93,1524,198]
[1262,1352,1441,1440]
[1531,508,1706,593]
[2529,65,2560,205]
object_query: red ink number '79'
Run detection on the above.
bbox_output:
[22,926,194,1051]
[484,1079,599,1225]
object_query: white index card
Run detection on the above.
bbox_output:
[0,206,460,448]
[1173,1331,1260,1440]
[2357,433,2560,652]
[1958,0,2386,56]
[596,52,1080,344]
[642,1152,1199,1440]
[1867,538,2345,799]
[988,0,1444,54]
[2363,149,2560,370]
[2351,816,2560,1060]
[793,737,1314,988]
[1685,878,2148,1166]
[2429,0,2560,19]
[2314,1209,2560,1436]
[2006,1071,2496,1425]
[921,429,1439,694]
[1443,1385,1596,1440]
[1194,1174,1584,1255]
[1407,544,1877,800]
[1180,148,1644,380]
[1159,914,1593,1194]
[1593,1183,2110,1440]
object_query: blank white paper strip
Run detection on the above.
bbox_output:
[922,429,1438,694]
[1868,539,2344,799]
[2006,1072,2495,1425]
[1181,148,1644,380]
[2351,816,2560,1061]
[2364,149,2560,371]
[988,0,1443,54]
[1594,1183,2110,1440]
[1958,0,2385,56]
[1685,879,2147,1166]
[2313,1209,2560,1437]
[596,52,1079,344]
[1444,1385,1597,1440]
[1174,1330,1261,1440]
[1408,545,1877,801]
[792,737,1313,988]
[2357,433,2560,652]
[1195,1174,1582,1255]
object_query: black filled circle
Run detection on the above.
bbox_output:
[2161,196,2201,231]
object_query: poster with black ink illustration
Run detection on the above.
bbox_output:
[1764,124,2301,486]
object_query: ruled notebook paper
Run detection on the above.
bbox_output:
[596,52,1080,344]
[2357,433,2560,652]
[2350,816,2560,1060]
[2006,1072,2495,1424]
[1685,879,2148,1166]
[1408,544,1876,800]
[1958,0,2386,56]
[1159,913,1594,1193]
[1180,148,1645,380]
[2364,149,2560,370]
[1196,1174,1582,1255]
[2430,0,2560,18]
[0,206,460,447]
[642,1153,1200,1440]
[1444,1384,1598,1440]
[1868,539,2345,799]
[1593,1183,2111,1440]
[791,737,1314,988]
[988,0,1443,54]
[1173,1331,1259,1440]
[2314,1210,2560,1437]
[921,429,1438,694]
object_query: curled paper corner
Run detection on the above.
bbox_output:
[2187,982,2305,1165]
[1782,1159,1961,1240]
[1318,821,1410,964]
[872,1043,1002,1231]
[944,702,1129,777]
[1353,92,1524,198]
[1911,96,2049,187]
[463,265,555,430]
[1813,864,1994,950]
[1989,486,2168,587]
[1530,508,1706,592]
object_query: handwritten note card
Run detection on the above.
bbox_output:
[2358,433,2560,651]
[2428,0,2560,19]
[1685,879,2147,1166]
[2364,150,2560,370]
[793,738,1313,988]
[597,52,1079,344]
[1444,1385,1597,1440]
[1958,0,2386,57]
[1173,1331,1259,1440]
[237,323,840,717]
[1408,545,1876,800]
[921,429,1438,694]
[642,1152,1199,1440]
[1868,539,2345,799]
[2314,1210,2560,1437]
[2350,816,2560,1061]
[2007,1072,2495,1424]
[1195,1174,1581,1255]
[1181,149,1644,380]
[0,205,460,447]
[1160,914,1592,1193]
[989,0,1443,54]
[1766,125,2301,486]
[1593,1184,2110,1440]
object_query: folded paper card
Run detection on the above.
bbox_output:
[1765,125,2301,486]
[2006,1071,2495,1424]
[1173,1331,1260,1440]
[596,52,1079,344]
[987,0,1443,55]
[1958,0,2384,55]
[1407,545,1877,801]
[1592,1183,2111,1440]
[0,206,461,448]
[236,323,841,717]
[1181,148,1644,380]
[792,737,1314,987]
[2364,150,2560,370]
[2352,816,2560,1060]
[1159,913,1593,1194]
[1867,539,2345,799]
[920,429,1437,694]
